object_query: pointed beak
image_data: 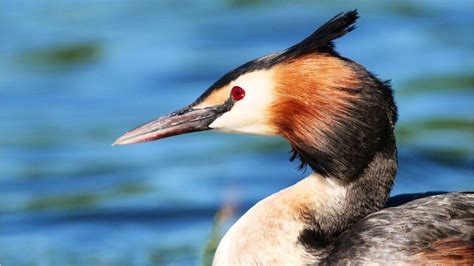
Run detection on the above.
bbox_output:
[113,101,232,146]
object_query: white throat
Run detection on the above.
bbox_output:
[213,173,347,265]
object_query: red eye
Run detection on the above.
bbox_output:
[231,86,245,101]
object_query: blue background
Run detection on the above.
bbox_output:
[1,1,473,265]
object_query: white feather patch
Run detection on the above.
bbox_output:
[213,173,347,265]
[209,69,277,135]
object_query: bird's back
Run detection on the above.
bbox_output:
[321,192,474,264]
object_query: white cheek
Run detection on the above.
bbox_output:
[209,69,276,136]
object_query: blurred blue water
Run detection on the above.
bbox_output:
[1,1,473,265]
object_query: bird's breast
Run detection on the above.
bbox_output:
[213,193,315,265]
[212,174,346,265]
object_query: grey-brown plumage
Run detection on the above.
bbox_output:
[320,192,474,264]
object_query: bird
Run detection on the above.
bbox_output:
[114,10,474,265]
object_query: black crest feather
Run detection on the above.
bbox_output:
[281,10,359,58]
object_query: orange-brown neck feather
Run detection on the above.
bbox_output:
[272,53,360,136]
[270,53,396,180]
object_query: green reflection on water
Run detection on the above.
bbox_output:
[202,205,233,266]
[18,162,135,180]
[384,1,427,16]
[27,193,103,211]
[397,118,474,163]
[25,182,152,211]
[16,43,101,66]
[226,0,269,7]
[148,245,195,264]
[400,73,474,94]
[113,183,154,195]
[397,118,474,139]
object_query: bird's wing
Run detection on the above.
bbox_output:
[320,192,474,265]
[384,191,449,207]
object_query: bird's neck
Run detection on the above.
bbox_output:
[213,133,396,265]
[298,132,397,252]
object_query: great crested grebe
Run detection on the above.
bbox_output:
[114,11,474,265]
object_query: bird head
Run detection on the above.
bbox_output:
[114,10,397,181]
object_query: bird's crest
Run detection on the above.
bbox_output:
[280,10,359,59]
[195,10,359,104]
